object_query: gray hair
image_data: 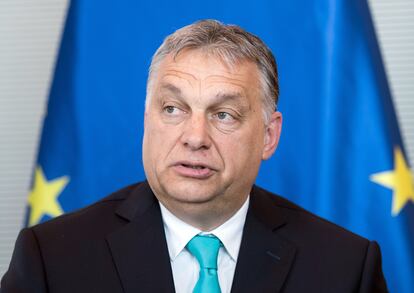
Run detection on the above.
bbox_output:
[146,19,279,123]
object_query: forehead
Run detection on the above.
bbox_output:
[155,49,261,92]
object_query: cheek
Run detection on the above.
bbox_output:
[216,129,264,169]
[145,120,181,160]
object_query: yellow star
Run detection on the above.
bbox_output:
[27,166,69,226]
[370,147,414,216]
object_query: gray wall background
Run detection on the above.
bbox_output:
[0,0,413,276]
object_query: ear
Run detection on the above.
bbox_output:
[262,111,282,160]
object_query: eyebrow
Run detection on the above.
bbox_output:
[159,83,182,96]
[213,91,245,104]
[159,82,249,108]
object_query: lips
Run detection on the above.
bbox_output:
[172,161,216,179]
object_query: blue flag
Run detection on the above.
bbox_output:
[27,1,413,292]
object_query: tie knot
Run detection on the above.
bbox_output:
[187,234,221,269]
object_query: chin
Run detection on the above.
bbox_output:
[161,179,221,204]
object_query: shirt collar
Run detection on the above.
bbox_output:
[159,202,200,261]
[159,196,250,262]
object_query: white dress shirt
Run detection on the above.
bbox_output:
[159,196,250,293]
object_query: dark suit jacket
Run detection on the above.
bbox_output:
[1,181,388,293]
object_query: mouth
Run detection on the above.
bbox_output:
[172,161,216,179]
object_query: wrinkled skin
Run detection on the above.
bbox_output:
[142,49,282,230]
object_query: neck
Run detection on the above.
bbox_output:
[159,196,248,231]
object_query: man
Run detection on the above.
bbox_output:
[1,20,387,292]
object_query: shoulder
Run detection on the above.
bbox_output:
[29,182,147,242]
[249,185,388,292]
[1,182,157,291]
[251,185,370,248]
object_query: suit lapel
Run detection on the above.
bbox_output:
[106,182,175,293]
[231,186,297,293]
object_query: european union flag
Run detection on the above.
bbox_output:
[27,1,413,292]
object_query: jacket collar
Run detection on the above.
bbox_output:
[230,185,297,293]
[106,182,175,293]
[107,182,296,293]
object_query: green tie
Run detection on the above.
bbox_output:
[186,234,222,293]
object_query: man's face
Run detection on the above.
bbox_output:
[142,49,282,228]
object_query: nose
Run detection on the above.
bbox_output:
[180,112,212,151]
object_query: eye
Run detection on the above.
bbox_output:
[163,105,182,115]
[214,112,235,122]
